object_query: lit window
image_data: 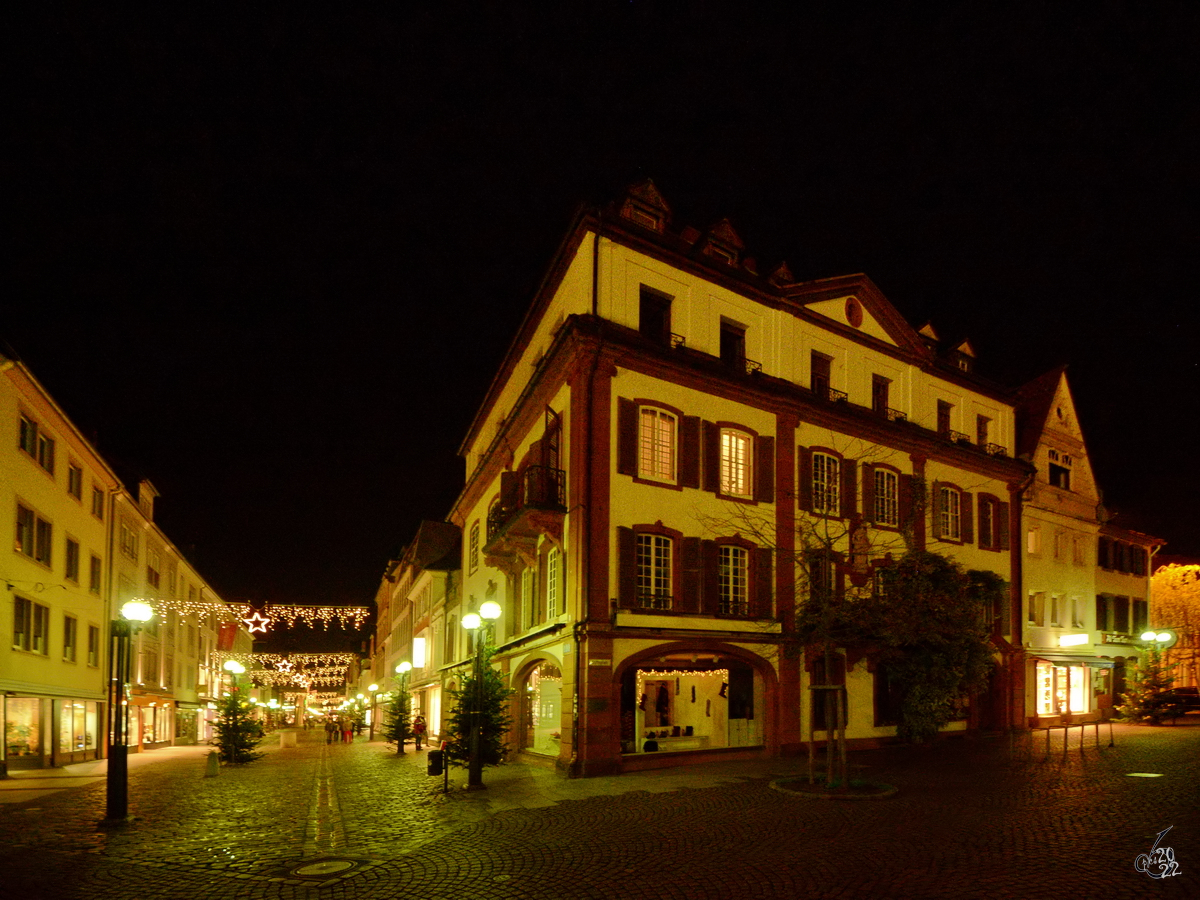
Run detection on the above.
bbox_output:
[719,429,753,498]
[636,533,672,609]
[812,453,840,514]
[638,408,677,482]
[718,546,748,615]
[874,469,899,526]
[939,486,961,540]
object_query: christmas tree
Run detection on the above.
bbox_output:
[1117,645,1186,724]
[213,689,265,764]
[443,642,513,770]
[382,689,414,754]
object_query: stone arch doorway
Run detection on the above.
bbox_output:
[615,643,776,757]
[518,660,563,756]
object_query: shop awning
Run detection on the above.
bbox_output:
[1032,654,1115,668]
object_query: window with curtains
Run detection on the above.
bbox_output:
[638,407,677,483]
[719,429,753,498]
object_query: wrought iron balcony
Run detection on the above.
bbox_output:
[670,333,687,349]
[984,443,1008,457]
[946,430,973,444]
[486,465,567,544]
[884,407,908,423]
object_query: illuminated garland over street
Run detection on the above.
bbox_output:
[142,600,372,634]
[231,605,372,631]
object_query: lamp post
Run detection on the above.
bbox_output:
[463,599,502,790]
[103,600,154,825]
[367,683,379,741]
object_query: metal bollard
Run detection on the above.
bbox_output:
[205,749,220,777]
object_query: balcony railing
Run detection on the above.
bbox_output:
[670,333,687,350]
[984,443,1008,457]
[487,465,566,542]
[946,430,973,444]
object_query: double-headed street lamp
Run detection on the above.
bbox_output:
[104,600,155,825]
[462,599,502,790]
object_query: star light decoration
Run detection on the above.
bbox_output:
[232,605,371,632]
[242,611,272,634]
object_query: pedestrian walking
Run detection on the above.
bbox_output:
[342,718,353,744]
[413,715,427,750]
[324,718,336,745]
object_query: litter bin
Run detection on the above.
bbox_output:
[427,749,444,776]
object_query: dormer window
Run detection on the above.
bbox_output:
[628,204,665,231]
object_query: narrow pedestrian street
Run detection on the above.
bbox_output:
[1,722,1197,899]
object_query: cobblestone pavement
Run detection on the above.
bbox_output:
[1,722,1197,899]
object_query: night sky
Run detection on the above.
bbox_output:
[9,5,1200,621]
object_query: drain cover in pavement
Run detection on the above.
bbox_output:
[291,859,358,877]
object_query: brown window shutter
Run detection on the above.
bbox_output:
[680,537,702,612]
[752,546,773,617]
[861,464,876,523]
[961,492,974,544]
[617,526,637,608]
[700,539,720,615]
[702,421,720,493]
[680,416,701,488]
[930,480,943,541]
[797,445,813,510]
[840,458,857,519]
[617,398,638,476]
[754,435,775,503]
[997,501,1011,551]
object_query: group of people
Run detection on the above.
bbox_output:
[318,713,428,748]
[323,717,356,744]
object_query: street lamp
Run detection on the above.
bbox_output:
[463,600,502,790]
[367,683,379,741]
[103,600,154,824]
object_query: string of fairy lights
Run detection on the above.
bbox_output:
[211,652,360,690]
[142,598,372,635]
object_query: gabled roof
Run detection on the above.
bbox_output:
[1014,365,1068,458]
